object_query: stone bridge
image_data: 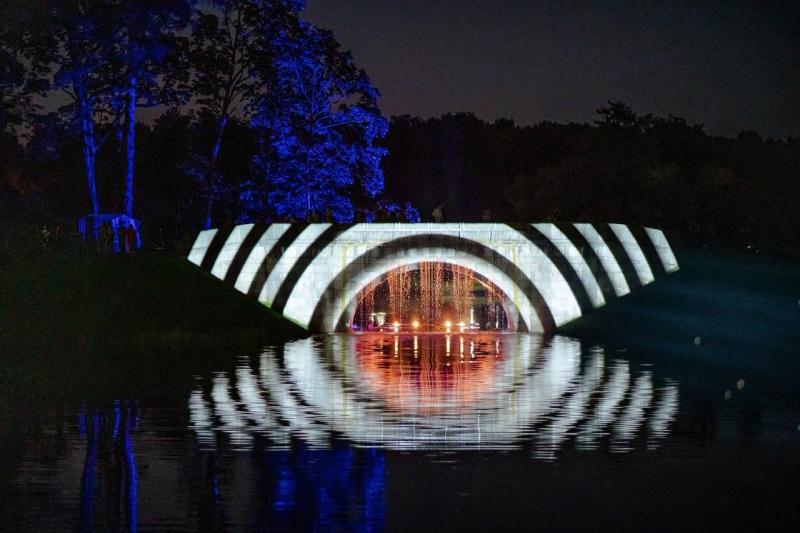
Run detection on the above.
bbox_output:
[187,223,679,333]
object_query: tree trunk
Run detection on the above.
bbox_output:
[203,113,229,229]
[124,74,137,218]
[76,84,100,215]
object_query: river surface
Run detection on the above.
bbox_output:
[2,333,799,531]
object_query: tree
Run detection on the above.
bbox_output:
[22,111,90,217]
[0,16,29,196]
[0,18,28,134]
[189,0,304,228]
[31,1,120,216]
[109,0,194,218]
[135,112,200,245]
[595,100,659,132]
[251,21,388,222]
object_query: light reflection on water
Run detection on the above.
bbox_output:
[190,334,679,457]
[11,333,800,531]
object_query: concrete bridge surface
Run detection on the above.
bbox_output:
[187,222,679,333]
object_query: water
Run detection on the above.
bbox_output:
[2,333,799,531]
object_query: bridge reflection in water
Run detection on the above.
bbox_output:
[189,334,679,459]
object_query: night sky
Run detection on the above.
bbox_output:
[306,0,800,138]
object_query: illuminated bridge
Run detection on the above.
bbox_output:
[187,223,679,333]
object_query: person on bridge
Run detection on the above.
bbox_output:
[432,204,444,223]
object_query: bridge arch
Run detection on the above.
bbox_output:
[335,263,521,332]
[299,235,553,333]
[187,222,679,333]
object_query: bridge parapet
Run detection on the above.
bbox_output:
[188,223,679,333]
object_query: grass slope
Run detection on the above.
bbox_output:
[560,248,800,386]
[0,252,310,479]
[0,253,307,351]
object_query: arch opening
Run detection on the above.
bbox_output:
[287,234,562,333]
[348,262,514,333]
[315,252,537,334]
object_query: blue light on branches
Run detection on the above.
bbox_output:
[249,21,389,223]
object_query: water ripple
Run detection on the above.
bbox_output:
[190,333,679,457]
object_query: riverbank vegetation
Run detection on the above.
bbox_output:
[383,107,800,257]
[0,246,307,353]
[2,4,798,258]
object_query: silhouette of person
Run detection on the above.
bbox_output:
[126,224,137,254]
[99,222,112,256]
[432,204,444,223]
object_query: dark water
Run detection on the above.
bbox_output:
[2,333,799,531]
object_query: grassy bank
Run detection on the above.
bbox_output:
[0,252,308,470]
[0,252,307,352]
[560,247,800,386]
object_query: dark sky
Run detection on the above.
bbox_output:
[306,0,800,138]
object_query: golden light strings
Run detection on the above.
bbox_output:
[353,263,506,330]
[358,279,377,327]
[387,267,411,322]
[419,262,433,326]
[452,265,473,324]
[433,262,444,325]
[485,283,500,329]
[387,268,400,321]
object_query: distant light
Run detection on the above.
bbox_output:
[412,320,419,329]
[393,321,399,332]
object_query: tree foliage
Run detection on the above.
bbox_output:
[0,20,29,133]
[188,0,303,227]
[108,0,195,217]
[5,3,798,259]
[28,1,120,215]
[383,106,800,254]
[249,21,388,222]
[4,0,391,230]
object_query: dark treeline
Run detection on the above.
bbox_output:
[4,102,799,256]
[384,104,800,255]
[3,112,259,250]
[1,2,798,256]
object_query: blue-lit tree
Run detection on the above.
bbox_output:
[7,1,109,214]
[108,0,194,218]
[42,2,117,216]
[15,0,193,218]
[11,1,147,217]
[188,0,305,229]
[250,21,388,222]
